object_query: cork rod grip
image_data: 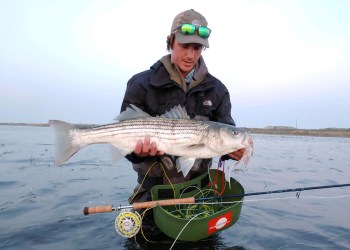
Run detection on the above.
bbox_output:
[132,197,195,210]
[83,205,113,215]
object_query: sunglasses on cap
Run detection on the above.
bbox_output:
[173,23,211,38]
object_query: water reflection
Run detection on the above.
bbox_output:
[123,233,246,250]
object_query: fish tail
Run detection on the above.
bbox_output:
[49,120,81,166]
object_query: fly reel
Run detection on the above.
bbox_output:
[114,209,141,238]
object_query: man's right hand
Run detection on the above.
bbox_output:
[134,136,164,157]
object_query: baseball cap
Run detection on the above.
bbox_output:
[171,9,210,48]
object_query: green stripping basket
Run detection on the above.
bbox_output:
[150,169,245,241]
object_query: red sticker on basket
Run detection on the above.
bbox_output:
[208,211,233,234]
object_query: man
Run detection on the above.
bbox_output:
[121,9,246,203]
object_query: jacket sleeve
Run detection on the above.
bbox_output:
[120,74,148,113]
[214,84,236,126]
[215,83,237,161]
[121,73,158,166]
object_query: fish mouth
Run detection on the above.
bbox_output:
[239,133,254,163]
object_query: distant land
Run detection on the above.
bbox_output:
[1,123,349,138]
[0,122,50,127]
[248,126,350,138]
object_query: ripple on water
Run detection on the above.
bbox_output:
[0,180,18,188]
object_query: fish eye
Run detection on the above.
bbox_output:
[232,130,238,135]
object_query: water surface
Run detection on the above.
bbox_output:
[1,126,349,249]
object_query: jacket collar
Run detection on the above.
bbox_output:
[149,55,209,91]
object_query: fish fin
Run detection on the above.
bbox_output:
[49,120,81,166]
[161,105,190,119]
[115,105,189,121]
[114,105,150,121]
[109,144,132,163]
[176,157,197,177]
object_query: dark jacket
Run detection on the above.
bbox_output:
[121,55,235,192]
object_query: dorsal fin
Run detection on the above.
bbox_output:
[114,104,150,121]
[115,105,189,121]
[160,105,190,119]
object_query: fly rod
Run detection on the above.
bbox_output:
[83,183,350,215]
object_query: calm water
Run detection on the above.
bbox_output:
[1,126,350,250]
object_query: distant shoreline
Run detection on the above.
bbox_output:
[248,127,350,138]
[0,122,50,127]
[1,123,349,138]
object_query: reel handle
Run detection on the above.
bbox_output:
[84,205,113,215]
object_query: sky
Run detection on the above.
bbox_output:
[1,0,349,129]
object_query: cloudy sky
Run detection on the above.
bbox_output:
[1,0,349,129]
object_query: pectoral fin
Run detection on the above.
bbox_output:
[176,157,197,177]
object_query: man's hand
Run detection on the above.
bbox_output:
[134,136,164,157]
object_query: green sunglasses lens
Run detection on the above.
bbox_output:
[178,24,211,38]
[198,27,210,38]
[181,24,195,35]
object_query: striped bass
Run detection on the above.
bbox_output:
[50,105,253,177]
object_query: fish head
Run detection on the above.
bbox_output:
[206,123,253,158]
[225,126,253,166]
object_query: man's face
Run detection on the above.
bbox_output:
[170,40,203,77]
